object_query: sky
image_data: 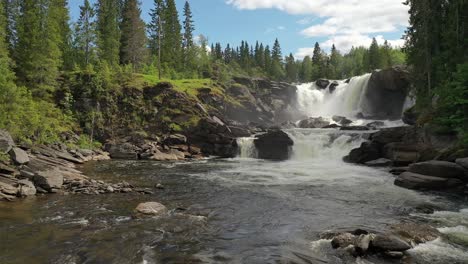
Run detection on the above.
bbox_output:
[68,0,409,59]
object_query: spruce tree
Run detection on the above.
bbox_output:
[162,0,182,70]
[3,0,20,58]
[329,44,342,79]
[0,0,14,83]
[285,53,297,82]
[74,0,96,67]
[368,37,382,70]
[16,0,63,98]
[311,42,325,79]
[182,0,195,71]
[96,0,120,67]
[148,0,164,78]
[119,0,148,69]
[270,39,284,79]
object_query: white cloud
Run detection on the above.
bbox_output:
[226,0,409,54]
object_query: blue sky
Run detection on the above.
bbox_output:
[68,0,409,58]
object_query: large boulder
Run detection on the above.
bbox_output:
[253,130,294,160]
[33,169,64,192]
[17,179,36,197]
[344,142,381,164]
[332,116,353,126]
[9,147,29,165]
[316,79,330,89]
[163,134,187,145]
[298,117,330,128]
[383,143,432,166]
[0,130,14,153]
[408,161,467,180]
[395,172,463,190]
[362,66,410,119]
[104,142,139,160]
[456,158,468,170]
[371,126,421,145]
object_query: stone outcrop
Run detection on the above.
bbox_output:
[0,130,14,153]
[362,66,411,120]
[253,130,294,160]
[298,117,330,128]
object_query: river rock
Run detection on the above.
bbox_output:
[329,81,339,93]
[455,157,468,170]
[151,150,178,161]
[331,232,356,249]
[390,222,441,244]
[344,142,381,164]
[395,172,463,190]
[298,117,330,128]
[365,158,393,167]
[164,134,187,145]
[0,130,14,153]
[134,202,168,218]
[340,126,369,131]
[253,130,293,160]
[366,121,385,129]
[371,126,421,145]
[17,179,36,196]
[105,142,138,160]
[33,169,64,192]
[354,234,373,255]
[408,160,467,180]
[332,116,353,126]
[383,143,426,165]
[371,235,411,252]
[316,79,330,89]
[9,147,29,165]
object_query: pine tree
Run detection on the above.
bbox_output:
[0,0,14,82]
[285,53,297,82]
[182,0,195,71]
[162,0,182,70]
[329,44,342,79]
[311,42,325,79]
[119,0,148,69]
[381,40,392,69]
[3,0,20,58]
[300,56,313,82]
[96,0,120,67]
[270,39,284,79]
[264,45,271,74]
[74,0,96,67]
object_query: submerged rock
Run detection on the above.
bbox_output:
[331,233,356,249]
[298,117,330,128]
[332,116,353,126]
[253,130,293,160]
[344,142,381,164]
[134,202,168,218]
[370,235,411,252]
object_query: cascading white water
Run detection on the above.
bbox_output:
[296,74,372,118]
[237,137,257,159]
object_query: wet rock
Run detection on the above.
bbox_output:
[366,121,385,129]
[340,126,369,131]
[329,81,339,93]
[408,160,467,180]
[0,130,14,153]
[390,222,441,244]
[316,79,330,89]
[344,142,381,164]
[9,147,29,165]
[365,158,393,167]
[298,117,330,128]
[455,157,468,170]
[134,202,167,218]
[394,172,463,190]
[331,233,356,249]
[354,234,373,255]
[371,235,411,252]
[383,251,404,259]
[168,149,185,160]
[151,150,178,161]
[33,169,64,192]
[332,116,353,126]
[253,130,294,160]
[389,167,408,175]
[323,124,341,129]
[383,143,426,166]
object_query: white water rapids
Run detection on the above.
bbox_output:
[234,73,468,263]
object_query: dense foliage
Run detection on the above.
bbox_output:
[404,0,468,144]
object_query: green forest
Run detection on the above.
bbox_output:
[0,0,466,146]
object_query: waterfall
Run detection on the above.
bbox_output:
[296,74,372,119]
[237,130,367,160]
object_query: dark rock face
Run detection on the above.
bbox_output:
[408,161,467,180]
[329,81,339,93]
[253,130,294,160]
[316,79,330,89]
[344,142,381,164]
[189,118,238,158]
[104,142,139,160]
[362,66,410,119]
[340,126,369,131]
[332,115,352,126]
[298,117,330,128]
[456,158,468,170]
[371,235,411,252]
[365,158,393,167]
[395,172,463,190]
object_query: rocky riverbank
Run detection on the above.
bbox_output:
[0,130,155,201]
[344,125,468,192]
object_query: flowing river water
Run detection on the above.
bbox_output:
[1,76,468,264]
